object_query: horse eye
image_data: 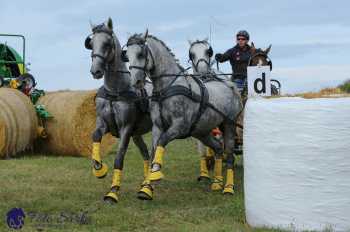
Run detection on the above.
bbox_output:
[138,53,144,59]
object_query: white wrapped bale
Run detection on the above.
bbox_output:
[243,97,350,232]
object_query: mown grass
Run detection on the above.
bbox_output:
[0,135,284,232]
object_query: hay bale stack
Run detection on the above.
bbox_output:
[0,88,38,158]
[36,90,116,157]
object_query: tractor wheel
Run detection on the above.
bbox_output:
[0,76,4,87]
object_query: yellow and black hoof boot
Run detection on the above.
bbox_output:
[148,170,164,183]
[223,185,235,195]
[137,185,153,201]
[211,178,224,191]
[197,173,211,182]
[104,191,119,204]
[93,162,108,179]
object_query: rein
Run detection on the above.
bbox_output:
[126,40,236,132]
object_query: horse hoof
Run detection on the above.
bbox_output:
[149,170,164,183]
[93,163,108,179]
[103,192,118,204]
[137,186,153,201]
[211,182,223,191]
[223,186,235,195]
[197,175,211,182]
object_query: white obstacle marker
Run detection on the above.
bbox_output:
[247,66,271,97]
[243,97,350,232]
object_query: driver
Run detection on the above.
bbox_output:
[215,30,251,95]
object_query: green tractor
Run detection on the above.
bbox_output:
[0,34,51,131]
[0,34,45,104]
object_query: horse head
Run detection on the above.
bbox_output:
[125,30,155,88]
[188,39,213,74]
[249,43,272,70]
[85,18,117,79]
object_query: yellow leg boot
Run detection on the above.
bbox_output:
[143,160,150,179]
[206,147,214,158]
[104,169,122,203]
[137,178,153,200]
[206,147,215,171]
[92,142,108,178]
[198,157,210,181]
[211,158,223,191]
[223,169,235,195]
[149,146,165,182]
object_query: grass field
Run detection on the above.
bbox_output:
[0,135,284,232]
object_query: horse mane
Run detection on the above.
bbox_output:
[92,23,111,34]
[191,39,210,46]
[127,33,185,72]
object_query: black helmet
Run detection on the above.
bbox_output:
[236,30,250,40]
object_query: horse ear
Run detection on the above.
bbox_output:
[251,42,255,49]
[250,42,256,54]
[265,44,272,54]
[144,29,149,39]
[89,20,96,30]
[107,17,113,30]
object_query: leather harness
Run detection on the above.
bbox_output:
[123,37,236,136]
[96,87,149,137]
[151,74,234,136]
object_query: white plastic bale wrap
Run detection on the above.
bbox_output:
[243,97,350,232]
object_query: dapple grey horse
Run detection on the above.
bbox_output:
[188,39,239,190]
[189,40,277,161]
[123,31,242,200]
[84,18,152,204]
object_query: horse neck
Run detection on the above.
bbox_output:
[147,38,185,91]
[104,37,131,92]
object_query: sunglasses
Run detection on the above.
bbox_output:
[237,37,247,41]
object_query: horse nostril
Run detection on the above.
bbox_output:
[91,70,103,76]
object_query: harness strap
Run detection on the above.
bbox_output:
[151,76,233,135]
[189,75,209,133]
[96,87,150,137]
[108,100,118,137]
[97,87,139,102]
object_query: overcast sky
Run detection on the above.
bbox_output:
[1,0,349,93]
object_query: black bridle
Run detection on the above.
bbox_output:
[90,30,116,63]
[188,41,213,73]
[85,26,129,74]
[127,42,156,76]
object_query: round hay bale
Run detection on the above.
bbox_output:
[36,90,116,157]
[0,88,38,158]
